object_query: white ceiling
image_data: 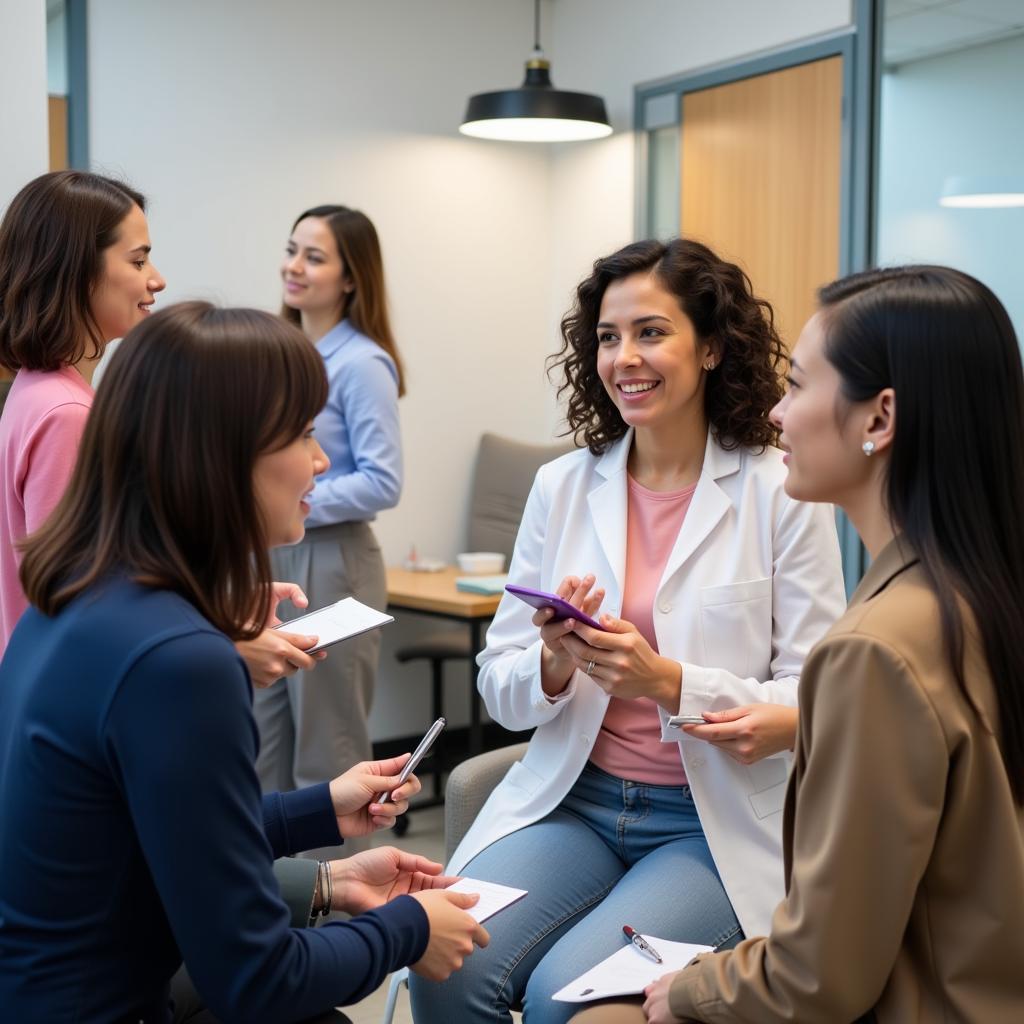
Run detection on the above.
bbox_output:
[885,0,1024,65]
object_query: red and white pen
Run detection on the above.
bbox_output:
[622,924,663,964]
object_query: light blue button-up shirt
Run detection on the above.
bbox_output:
[306,320,402,527]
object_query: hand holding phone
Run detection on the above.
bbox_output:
[504,585,607,631]
[380,717,446,803]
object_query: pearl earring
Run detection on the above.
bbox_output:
[862,441,876,456]
[704,361,715,371]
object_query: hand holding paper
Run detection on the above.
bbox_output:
[273,596,393,653]
[444,878,528,922]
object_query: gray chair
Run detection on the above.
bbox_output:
[442,741,530,863]
[381,743,530,1024]
[393,433,570,818]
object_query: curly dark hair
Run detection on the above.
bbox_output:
[549,238,786,454]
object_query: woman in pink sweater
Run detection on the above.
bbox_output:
[0,171,330,678]
[0,171,166,651]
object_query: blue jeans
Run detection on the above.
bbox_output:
[409,763,743,1024]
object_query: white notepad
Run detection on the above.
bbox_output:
[445,877,528,923]
[552,936,713,1003]
[274,597,394,653]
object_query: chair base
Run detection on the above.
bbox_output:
[381,966,409,1024]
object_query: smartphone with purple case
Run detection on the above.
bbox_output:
[504,584,606,630]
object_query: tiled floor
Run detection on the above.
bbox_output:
[344,802,523,1024]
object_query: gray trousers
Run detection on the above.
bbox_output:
[253,521,385,857]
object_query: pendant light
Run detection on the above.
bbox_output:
[460,0,611,143]
[939,176,1024,209]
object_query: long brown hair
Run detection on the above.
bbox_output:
[0,170,146,372]
[19,302,327,640]
[281,205,406,395]
[550,238,785,455]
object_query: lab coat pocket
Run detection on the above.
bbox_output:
[503,759,544,796]
[746,755,789,819]
[699,577,772,679]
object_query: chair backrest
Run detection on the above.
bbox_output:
[444,742,530,863]
[466,433,573,562]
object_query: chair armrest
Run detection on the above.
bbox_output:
[272,856,320,927]
[444,742,530,863]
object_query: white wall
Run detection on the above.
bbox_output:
[89,0,556,570]
[877,33,1024,336]
[0,0,48,208]
[85,0,854,741]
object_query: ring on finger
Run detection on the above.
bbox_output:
[586,659,596,675]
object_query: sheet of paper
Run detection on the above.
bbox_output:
[274,597,393,653]
[552,936,714,1003]
[445,877,528,923]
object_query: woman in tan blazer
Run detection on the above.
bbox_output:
[572,265,1024,1024]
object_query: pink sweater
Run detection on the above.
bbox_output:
[590,475,696,785]
[0,367,93,652]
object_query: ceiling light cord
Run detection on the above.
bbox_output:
[459,0,611,142]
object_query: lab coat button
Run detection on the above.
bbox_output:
[581,734,591,746]
[691,757,705,768]
[659,601,672,613]
[534,700,548,710]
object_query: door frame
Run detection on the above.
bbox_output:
[67,0,90,169]
[632,0,880,590]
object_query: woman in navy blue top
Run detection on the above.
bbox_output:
[253,207,406,839]
[0,302,486,1023]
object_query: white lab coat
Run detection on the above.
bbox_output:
[448,429,846,937]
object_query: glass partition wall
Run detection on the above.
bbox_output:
[876,0,1024,338]
[637,0,1024,587]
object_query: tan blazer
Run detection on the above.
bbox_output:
[665,538,1024,1023]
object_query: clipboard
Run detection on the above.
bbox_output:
[551,936,713,1003]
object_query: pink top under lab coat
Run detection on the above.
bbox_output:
[0,366,92,652]
[589,475,696,785]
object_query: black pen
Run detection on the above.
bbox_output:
[622,924,663,964]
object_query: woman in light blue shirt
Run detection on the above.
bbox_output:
[254,206,406,854]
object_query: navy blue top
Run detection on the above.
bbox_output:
[0,578,428,1023]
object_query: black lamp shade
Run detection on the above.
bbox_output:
[460,62,611,142]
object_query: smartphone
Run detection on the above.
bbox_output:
[504,584,606,631]
[668,714,709,727]
[379,716,446,804]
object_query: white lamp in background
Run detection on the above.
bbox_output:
[940,176,1024,208]
[460,0,611,143]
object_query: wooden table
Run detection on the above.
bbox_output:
[385,567,501,755]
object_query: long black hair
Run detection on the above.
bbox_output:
[820,265,1024,803]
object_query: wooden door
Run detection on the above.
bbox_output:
[680,57,843,348]
[48,96,69,172]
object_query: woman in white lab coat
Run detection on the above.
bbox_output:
[409,239,846,1024]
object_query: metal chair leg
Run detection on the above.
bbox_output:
[430,658,444,798]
